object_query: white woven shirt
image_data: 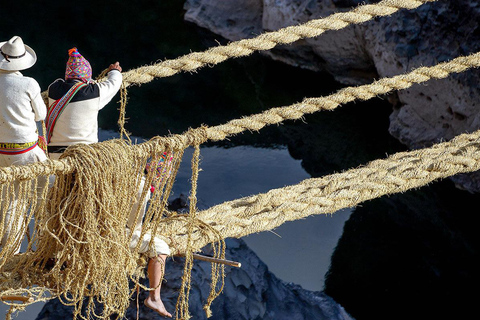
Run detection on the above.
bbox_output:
[0,70,46,143]
[47,70,122,146]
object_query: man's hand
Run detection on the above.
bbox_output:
[108,62,122,72]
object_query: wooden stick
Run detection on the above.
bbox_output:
[1,295,34,303]
[193,253,241,268]
[177,253,241,268]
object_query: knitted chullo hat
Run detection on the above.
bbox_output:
[65,47,92,83]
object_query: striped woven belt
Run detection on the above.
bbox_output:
[0,141,38,155]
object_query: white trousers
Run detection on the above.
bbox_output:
[127,176,171,257]
[128,228,171,257]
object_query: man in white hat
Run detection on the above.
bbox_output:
[0,36,48,254]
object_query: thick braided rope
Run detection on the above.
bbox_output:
[204,52,480,141]
[120,0,436,85]
[2,50,480,183]
[157,129,480,254]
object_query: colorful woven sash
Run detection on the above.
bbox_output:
[46,82,86,143]
[0,141,38,155]
[146,152,174,193]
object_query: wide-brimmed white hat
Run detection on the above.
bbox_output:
[0,36,37,71]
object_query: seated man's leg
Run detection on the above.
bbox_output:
[145,254,172,318]
[128,229,172,317]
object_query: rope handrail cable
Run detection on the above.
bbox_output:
[203,52,480,141]
[158,128,480,254]
[119,0,436,86]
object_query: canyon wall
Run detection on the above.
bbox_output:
[184,0,480,191]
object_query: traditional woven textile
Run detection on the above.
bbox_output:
[65,47,92,83]
[146,152,174,191]
[45,81,86,143]
[0,141,38,155]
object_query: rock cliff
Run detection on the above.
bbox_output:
[36,239,353,320]
[184,0,480,191]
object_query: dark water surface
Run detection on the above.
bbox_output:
[1,1,479,320]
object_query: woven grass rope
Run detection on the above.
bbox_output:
[3,1,480,319]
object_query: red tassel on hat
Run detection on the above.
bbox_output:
[65,47,92,82]
[68,47,80,56]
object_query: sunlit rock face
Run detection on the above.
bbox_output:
[184,0,480,192]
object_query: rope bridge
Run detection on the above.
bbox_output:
[1,0,479,319]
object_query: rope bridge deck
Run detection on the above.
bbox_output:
[2,0,479,319]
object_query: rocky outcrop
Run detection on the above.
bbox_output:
[184,0,480,191]
[36,239,353,320]
[324,180,479,320]
[184,0,264,41]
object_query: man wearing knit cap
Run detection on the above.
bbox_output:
[47,48,172,318]
[0,36,48,254]
[46,47,123,159]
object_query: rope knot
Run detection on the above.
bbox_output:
[185,126,209,146]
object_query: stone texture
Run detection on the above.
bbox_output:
[324,181,480,320]
[184,0,264,40]
[184,0,480,192]
[262,0,376,84]
[36,239,353,320]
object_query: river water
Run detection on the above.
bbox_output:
[173,146,352,292]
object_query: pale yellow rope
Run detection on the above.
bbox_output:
[0,140,183,319]
[175,145,200,320]
[156,128,480,255]
[119,0,437,86]
[203,52,480,141]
